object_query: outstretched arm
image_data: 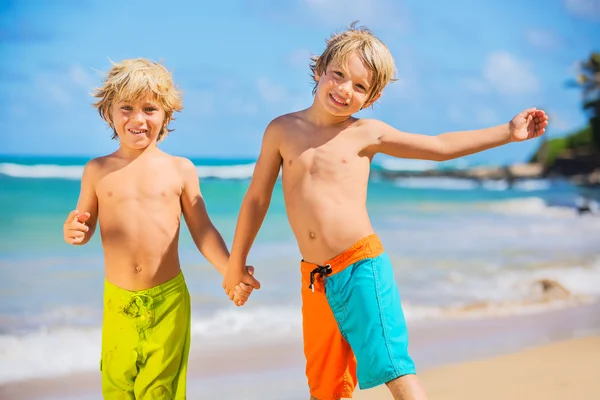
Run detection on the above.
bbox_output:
[366,108,548,161]
[222,119,283,302]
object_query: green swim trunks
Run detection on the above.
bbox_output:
[101,272,191,399]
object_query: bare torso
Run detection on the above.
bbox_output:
[279,113,377,264]
[94,151,185,290]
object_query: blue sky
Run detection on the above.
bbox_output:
[1,0,599,165]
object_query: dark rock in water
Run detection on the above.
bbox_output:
[536,279,571,301]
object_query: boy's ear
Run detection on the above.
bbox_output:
[363,91,382,109]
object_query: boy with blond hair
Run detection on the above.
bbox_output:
[63,58,252,399]
[223,23,548,400]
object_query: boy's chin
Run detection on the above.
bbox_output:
[121,139,155,150]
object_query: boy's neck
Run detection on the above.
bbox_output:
[116,143,160,160]
[304,101,355,127]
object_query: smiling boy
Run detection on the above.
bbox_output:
[63,58,253,399]
[223,23,548,400]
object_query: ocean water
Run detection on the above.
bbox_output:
[1,155,600,384]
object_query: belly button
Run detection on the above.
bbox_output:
[309,232,316,239]
[135,266,142,273]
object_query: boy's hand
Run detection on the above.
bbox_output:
[232,266,256,307]
[223,263,261,304]
[63,210,91,245]
[509,108,548,142]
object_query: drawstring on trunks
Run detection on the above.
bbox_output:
[122,293,154,317]
[309,264,332,293]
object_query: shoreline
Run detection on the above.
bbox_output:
[2,301,599,399]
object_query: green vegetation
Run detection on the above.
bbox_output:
[531,51,599,169]
[530,125,593,166]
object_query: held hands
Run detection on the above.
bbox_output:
[223,263,261,307]
[63,210,91,245]
[509,108,549,142]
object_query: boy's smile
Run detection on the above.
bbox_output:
[127,128,148,135]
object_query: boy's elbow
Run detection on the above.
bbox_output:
[431,152,451,162]
[431,138,452,161]
[245,191,271,209]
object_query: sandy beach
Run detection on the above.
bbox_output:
[356,336,600,400]
[2,301,599,400]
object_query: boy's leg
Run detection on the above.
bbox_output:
[385,374,428,400]
[327,252,426,399]
[301,262,357,400]
[101,284,142,399]
[134,274,191,399]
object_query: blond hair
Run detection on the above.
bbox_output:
[310,22,397,107]
[93,58,183,141]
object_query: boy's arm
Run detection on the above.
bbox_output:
[179,157,254,306]
[222,119,283,301]
[179,157,231,276]
[366,108,548,161]
[64,159,99,245]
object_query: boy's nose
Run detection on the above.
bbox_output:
[340,81,352,96]
[131,110,145,123]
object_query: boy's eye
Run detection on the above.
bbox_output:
[121,105,132,111]
[145,107,157,113]
[334,71,344,77]
[356,84,366,91]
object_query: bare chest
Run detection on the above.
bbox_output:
[282,134,370,180]
[96,166,182,205]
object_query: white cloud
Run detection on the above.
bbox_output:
[524,29,562,50]
[564,0,600,21]
[69,65,96,89]
[547,112,579,132]
[35,64,97,106]
[185,90,216,117]
[474,106,500,125]
[257,77,289,103]
[482,51,539,95]
[302,0,411,33]
[446,104,463,123]
[288,48,313,69]
[382,47,421,102]
[447,104,499,126]
[459,78,491,94]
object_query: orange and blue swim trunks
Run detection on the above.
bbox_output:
[301,234,416,400]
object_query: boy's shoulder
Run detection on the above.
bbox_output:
[83,154,113,174]
[268,111,304,129]
[164,154,197,178]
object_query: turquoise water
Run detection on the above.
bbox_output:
[1,155,600,383]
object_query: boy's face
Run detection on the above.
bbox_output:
[315,51,379,117]
[110,96,166,150]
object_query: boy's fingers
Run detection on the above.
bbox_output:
[249,276,261,289]
[247,265,255,275]
[237,282,254,293]
[69,222,89,232]
[67,210,79,222]
[77,212,91,223]
[235,288,251,301]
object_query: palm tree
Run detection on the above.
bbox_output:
[575,52,600,150]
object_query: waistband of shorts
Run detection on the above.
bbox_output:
[104,271,186,301]
[301,234,384,275]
